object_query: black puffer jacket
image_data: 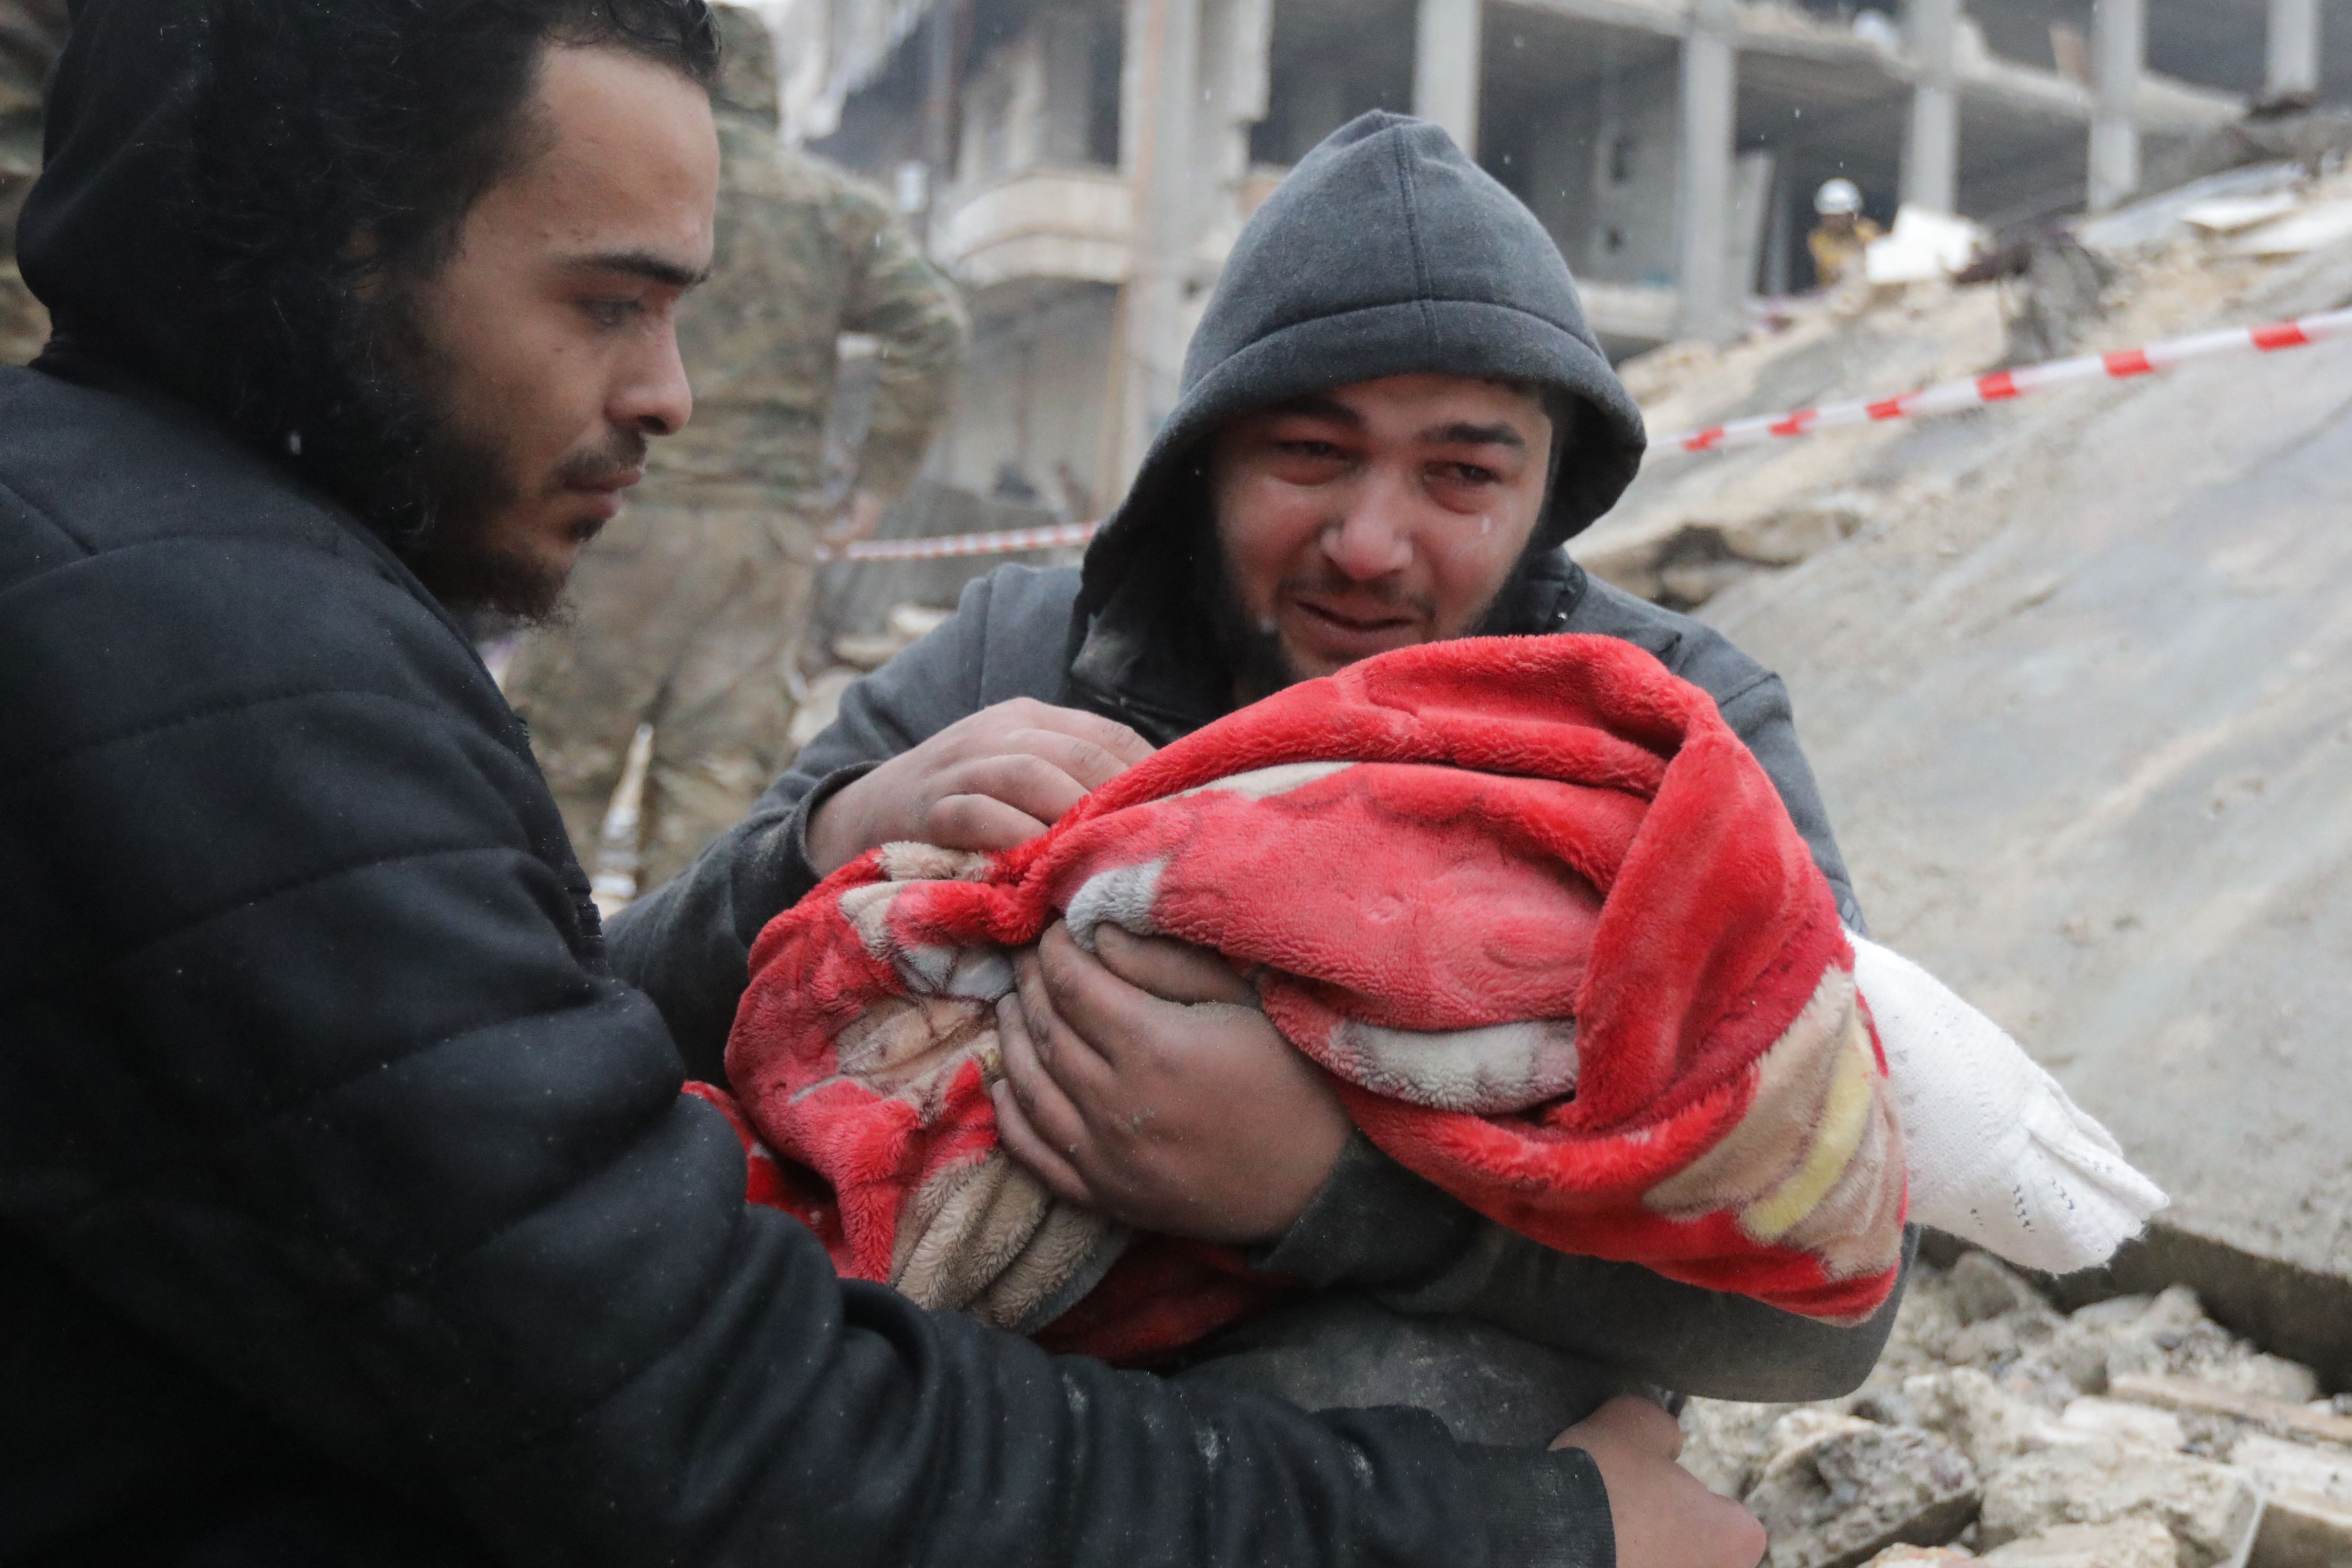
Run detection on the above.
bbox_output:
[0,10,1607,1568]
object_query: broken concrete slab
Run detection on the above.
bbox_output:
[2249,1489,2352,1568]
[1747,1423,1979,1568]
[2228,1433,2352,1504]
[2109,1374,2352,1447]
[2058,1396,2187,1450]
[1680,1397,1805,1499]
[2040,1233,2352,1404]
[1978,1518,2176,1568]
[2098,1306,2325,1407]
[1899,1367,2099,1476]
[2246,1431,2352,1484]
[1977,1443,2262,1568]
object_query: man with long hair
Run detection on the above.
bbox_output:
[0,3,1745,1565]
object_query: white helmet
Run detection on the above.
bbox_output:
[1815,178,1864,217]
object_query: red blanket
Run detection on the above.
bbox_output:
[706,635,1906,1362]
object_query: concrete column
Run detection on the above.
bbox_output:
[1903,0,1961,214]
[1676,0,1738,341]
[1037,7,1101,164]
[1413,0,1483,156]
[919,0,964,239]
[2267,0,2321,99]
[1110,0,1202,484]
[1761,164,1794,298]
[1197,0,1273,202]
[2088,0,2143,214]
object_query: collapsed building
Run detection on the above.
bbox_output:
[785,0,2342,509]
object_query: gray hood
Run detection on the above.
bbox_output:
[1075,109,1648,623]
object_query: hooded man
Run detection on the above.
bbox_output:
[0,12,1747,1568]
[618,112,1898,1455]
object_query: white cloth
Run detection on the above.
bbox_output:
[1851,935,2168,1275]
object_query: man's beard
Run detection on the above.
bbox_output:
[313,279,636,625]
[1198,553,1427,700]
[395,413,551,621]
[397,418,645,627]
[1196,530,1501,704]
[1197,538,1307,701]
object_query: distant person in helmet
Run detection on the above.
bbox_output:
[1807,177,1882,288]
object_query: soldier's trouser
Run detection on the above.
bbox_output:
[506,493,824,894]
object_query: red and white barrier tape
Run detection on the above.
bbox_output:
[815,518,1099,563]
[1659,305,2352,454]
[817,307,2352,562]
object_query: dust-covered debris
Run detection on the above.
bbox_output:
[1580,164,2352,616]
[1684,1250,2350,1568]
[1860,1547,1974,1566]
[1746,1420,1978,1568]
[1975,1443,2259,1567]
[1976,1517,2176,1568]
[2249,1489,2352,1568]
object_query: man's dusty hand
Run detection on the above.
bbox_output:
[1552,1397,1766,1568]
[991,923,1352,1245]
[807,699,1153,874]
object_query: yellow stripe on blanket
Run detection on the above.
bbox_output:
[1740,1027,1876,1244]
[1642,967,1903,1286]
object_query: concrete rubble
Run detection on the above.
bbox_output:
[1682,1251,2352,1568]
[1975,1519,2178,1568]
[1744,1417,1978,1568]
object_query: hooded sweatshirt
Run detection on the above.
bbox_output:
[2,16,1624,1568]
[612,113,1897,1430]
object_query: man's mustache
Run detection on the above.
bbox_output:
[551,430,649,491]
[1278,566,1434,617]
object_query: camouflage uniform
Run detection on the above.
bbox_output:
[507,5,966,892]
[0,0,67,364]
